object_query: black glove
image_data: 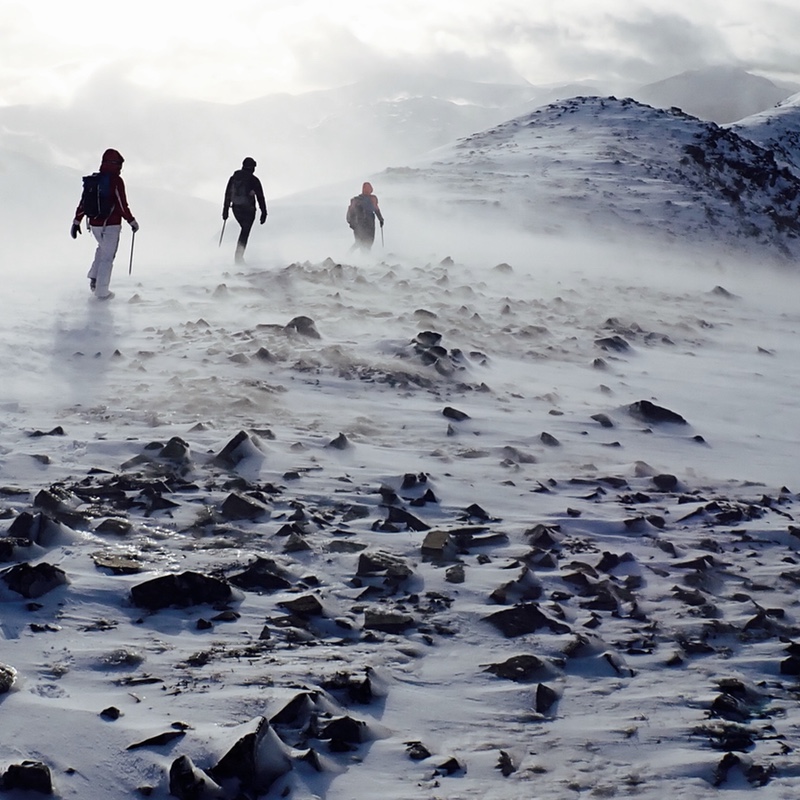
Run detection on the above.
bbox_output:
[222,209,229,221]
[380,219,385,228]
[260,211,267,225]
[70,219,82,239]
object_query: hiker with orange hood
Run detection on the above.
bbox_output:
[346,181,384,251]
[71,148,138,299]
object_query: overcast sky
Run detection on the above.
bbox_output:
[2,0,799,105]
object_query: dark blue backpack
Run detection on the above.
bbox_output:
[81,172,114,218]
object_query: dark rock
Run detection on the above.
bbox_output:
[169,754,222,800]
[270,692,318,726]
[319,715,367,745]
[220,492,268,520]
[27,426,65,438]
[540,432,560,446]
[92,552,142,575]
[525,524,561,549]
[159,437,190,462]
[421,530,456,561]
[95,518,133,536]
[463,503,492,521]
[364,609,415,633]
[415,331,442,347]
[126,730,185,750]
[33,486,76,513]
[405,741,431,760]
[100,706,121,720]
[0,562,68,599]
[387,506,430,531]
[595,335,630,352]
[535,683,559,714]
[357,551,413,583]
[486,603,571,637]
[213,431,263,468]
[285,315,320,338]
[0,663,17,693]
[278,594,323,618]
[435,756,463,776]
[130,571,233,610]
[713,752,774,787]
[443,406,470,421]
[228,558,291,593]
[591,413,614,428]
[209,717,292,794]
[653,473,679,491]
[780,656,800,675]
[445,564,465,584]
[327,432,350,450]
[8,512,70,547]
[484,655,549,682]
[1,760,53,794]
[497,750,516,776]
[628,400,687,425]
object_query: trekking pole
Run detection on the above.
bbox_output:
[218,219,227,247]
[381,224,384,248]
[128,230,136,275]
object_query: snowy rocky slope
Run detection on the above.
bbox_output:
[2,251,800,799]
[4,87,800,800]
[727,93,800,176]
[377,96,800,263]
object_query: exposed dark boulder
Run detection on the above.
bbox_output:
[443,406,470,421]
[0,663,16,693]
[486,603,571,637]
[364,609,415,633]
[130,571,233,611]
[484,654,551,682]
[220,492,268,521]
[168,754,223,800]
[0,562,68,599]
[1,760,53,794]
[628,400,688,425]
[285,316,320,338]
[209,717,292,795]
[228,558,292,593]
[213,431,263,468]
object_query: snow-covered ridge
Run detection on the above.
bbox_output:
[727,92,800,177]
[382,96,800,263]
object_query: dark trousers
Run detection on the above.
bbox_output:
[233,205,256,263]
[353,218,376,251]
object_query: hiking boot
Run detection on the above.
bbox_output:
[96,291,115,301]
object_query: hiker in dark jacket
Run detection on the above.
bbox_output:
[71,148,138,299]
[346,181,384,251]
[222,157,267,264]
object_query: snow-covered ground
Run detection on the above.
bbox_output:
[2,97,800,799]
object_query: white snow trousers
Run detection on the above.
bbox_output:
[87,224,121,299]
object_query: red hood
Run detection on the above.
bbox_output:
[100,148,124,174]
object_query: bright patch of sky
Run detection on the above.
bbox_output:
[1,0,799,105]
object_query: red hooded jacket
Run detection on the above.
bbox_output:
[74,148,135,227]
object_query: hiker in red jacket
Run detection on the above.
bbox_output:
[71,148,139,299]
[222,157,268,265]
[346,181,384,251]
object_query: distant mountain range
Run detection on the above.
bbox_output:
[1,66,795,205]
[3,67,800,266]
[634,66,799,124]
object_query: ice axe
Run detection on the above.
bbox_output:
[218,218,227,247]
[128,230,136,275]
